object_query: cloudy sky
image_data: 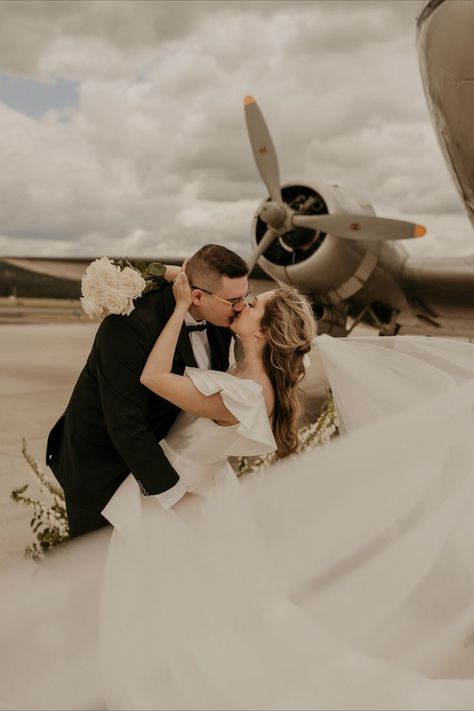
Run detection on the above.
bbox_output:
[0,0,472,260]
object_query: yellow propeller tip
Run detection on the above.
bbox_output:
[414,224,426,238]
[244,95,255,106]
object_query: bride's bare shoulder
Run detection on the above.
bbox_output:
[251,373,274,417]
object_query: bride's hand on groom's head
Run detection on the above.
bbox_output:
[173,270,193,310]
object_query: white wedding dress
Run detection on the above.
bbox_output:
[1,335,474,711]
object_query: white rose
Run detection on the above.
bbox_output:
[122,297,135,316]
[102,287,134,315]
[80,298,105,321]
[81,274,107,306]
[85,257,120,290]
[119,267,146,298]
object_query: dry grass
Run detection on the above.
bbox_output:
[0,297,81,309]
[0,297,88,323]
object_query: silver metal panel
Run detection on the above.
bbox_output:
[418,0,474,229]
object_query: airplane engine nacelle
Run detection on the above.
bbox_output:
[251,180,381,305]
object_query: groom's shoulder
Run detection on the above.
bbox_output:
[131,284,171,319]
[98,283,171,341]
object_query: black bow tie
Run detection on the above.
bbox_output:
[185,323,207,333]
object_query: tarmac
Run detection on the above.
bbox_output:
[0,322,99,566]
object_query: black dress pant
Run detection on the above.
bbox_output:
[65,500,110,538]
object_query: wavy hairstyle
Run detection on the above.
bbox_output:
[260,288,317,458]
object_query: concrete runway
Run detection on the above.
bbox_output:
[0,320,334,566]
[0,323,99,566]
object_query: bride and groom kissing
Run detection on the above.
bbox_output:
[7,243,474,710]
[46,243,316,538]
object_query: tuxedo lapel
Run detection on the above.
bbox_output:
[156,282,197,368]
[207,325,231,371]
[155,283,230,371]
[176,327,198,368]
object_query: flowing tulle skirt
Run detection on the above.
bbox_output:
[1,336,474,710]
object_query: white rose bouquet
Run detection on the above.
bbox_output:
[80,257,166,321]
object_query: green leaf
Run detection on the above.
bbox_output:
[11,484,29,499]
[134,261,147,274]
[146,262,166,277]
[142,282,162,295]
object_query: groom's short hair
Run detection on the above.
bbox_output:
[187,244,248,289]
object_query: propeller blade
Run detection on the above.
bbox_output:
[244,96,282,204]
[247,228,277,271]
[292,214,426,242]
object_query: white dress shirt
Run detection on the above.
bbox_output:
[183,311,211,370]
[154,311,211,509]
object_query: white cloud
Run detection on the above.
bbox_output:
[0,0,472,259]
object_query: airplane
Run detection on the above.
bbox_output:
[1,0,473,338]
[242,0,474,338]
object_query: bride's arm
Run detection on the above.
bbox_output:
[161,264,182,282]
[140,272,238,425]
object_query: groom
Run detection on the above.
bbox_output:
[46,244,250,537]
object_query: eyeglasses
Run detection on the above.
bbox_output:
[191,284,254,308]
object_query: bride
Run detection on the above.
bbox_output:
[1,272,474,711]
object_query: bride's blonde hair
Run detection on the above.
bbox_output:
[260,288,317,458]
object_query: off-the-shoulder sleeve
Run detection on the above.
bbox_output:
[184,367,276,456]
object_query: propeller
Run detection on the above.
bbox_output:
[247,228,277,271]
[244,96,282,205]
[292,214,426,242]
[244,95,426,267]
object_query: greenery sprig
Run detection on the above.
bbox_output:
[117,258,167,295]
[11,439,69,559]
[237,391,338,478]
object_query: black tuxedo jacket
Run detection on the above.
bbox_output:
[46,281,232,514]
